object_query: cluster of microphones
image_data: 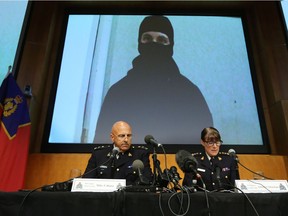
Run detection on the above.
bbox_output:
[121,135,182,189]
[42,134,239,192]
[142,135,240,190]
[104,135,240,190]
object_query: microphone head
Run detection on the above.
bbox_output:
[144,134,162,147]
[132,159,144,171]
[112,146,120,154]
[228,149,239,162]
[228,149,236,155]
[144,135,154,144]
[170,166,181,180]
[175,150,198,173]
[110,147,120,158]
[113,146,120,152]
[228,149,237,158]
[170,166,177,173]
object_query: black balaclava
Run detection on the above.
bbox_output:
[138,16,174,57]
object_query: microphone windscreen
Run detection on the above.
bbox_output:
[170,166,181,180]
[170,166,177,173]
[144,135,154,144]
[112,146,120,155]
[132,159,144,171]
[228,149,236,156]
[175,150,198,172]
[175,150,192,171]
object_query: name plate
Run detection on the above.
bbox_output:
[71,178,126,192]
[235,180,288,193]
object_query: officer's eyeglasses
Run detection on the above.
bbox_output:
[205,140,222,146]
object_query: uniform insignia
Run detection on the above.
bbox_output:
[201,156,205,161]
[132,145,148,150]
[3,95,23,117]
[93,145,111,151]
[128,153,132,157]
[192,152,202,157]
[218,156,222,161]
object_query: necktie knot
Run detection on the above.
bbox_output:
[210,157,214,166]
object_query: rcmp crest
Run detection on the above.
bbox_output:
[3,95,23,117]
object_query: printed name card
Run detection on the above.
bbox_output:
[71,178,126,192]
[235,180,288,193]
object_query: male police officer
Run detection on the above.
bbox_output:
[84,121,153,186]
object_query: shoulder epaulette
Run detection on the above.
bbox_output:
[192,152,202,157]
[132,145,149,150]
[93,145,111,151]
[218,151,229,156]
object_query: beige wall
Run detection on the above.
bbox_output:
[25,153,288,189]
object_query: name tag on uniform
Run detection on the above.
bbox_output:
[71,178,126,192]
[197,168,206,173]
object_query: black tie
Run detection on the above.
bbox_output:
[210,157,214,167]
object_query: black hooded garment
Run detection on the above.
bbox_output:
[94,16,213,144]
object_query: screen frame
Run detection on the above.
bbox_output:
[41,2,270,154]
[279,1,288,50]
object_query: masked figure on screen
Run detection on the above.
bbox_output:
[94,15,213,144]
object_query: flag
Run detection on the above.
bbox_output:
[0,73,31,191]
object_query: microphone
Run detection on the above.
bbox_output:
[144,135,162,147]
[110,147,120,159]
[110,147,120,169]
[228,148,241,180]
[164,168,173,181]
[155,160,169,187]
[169,166,181,183]
[132,159,150,185]
[228,149,239,162]
[175,150,198,173]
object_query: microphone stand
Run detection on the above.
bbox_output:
[152,147,158,186]
[110,157,116,179]
[151,150,168,187]
[235,160,240,180]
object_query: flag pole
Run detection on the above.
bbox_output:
[6,65,12,77]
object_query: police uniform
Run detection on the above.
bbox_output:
[182,152,239,191]
[83,145,153,186]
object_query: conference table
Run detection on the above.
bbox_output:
[1,190,288,216]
